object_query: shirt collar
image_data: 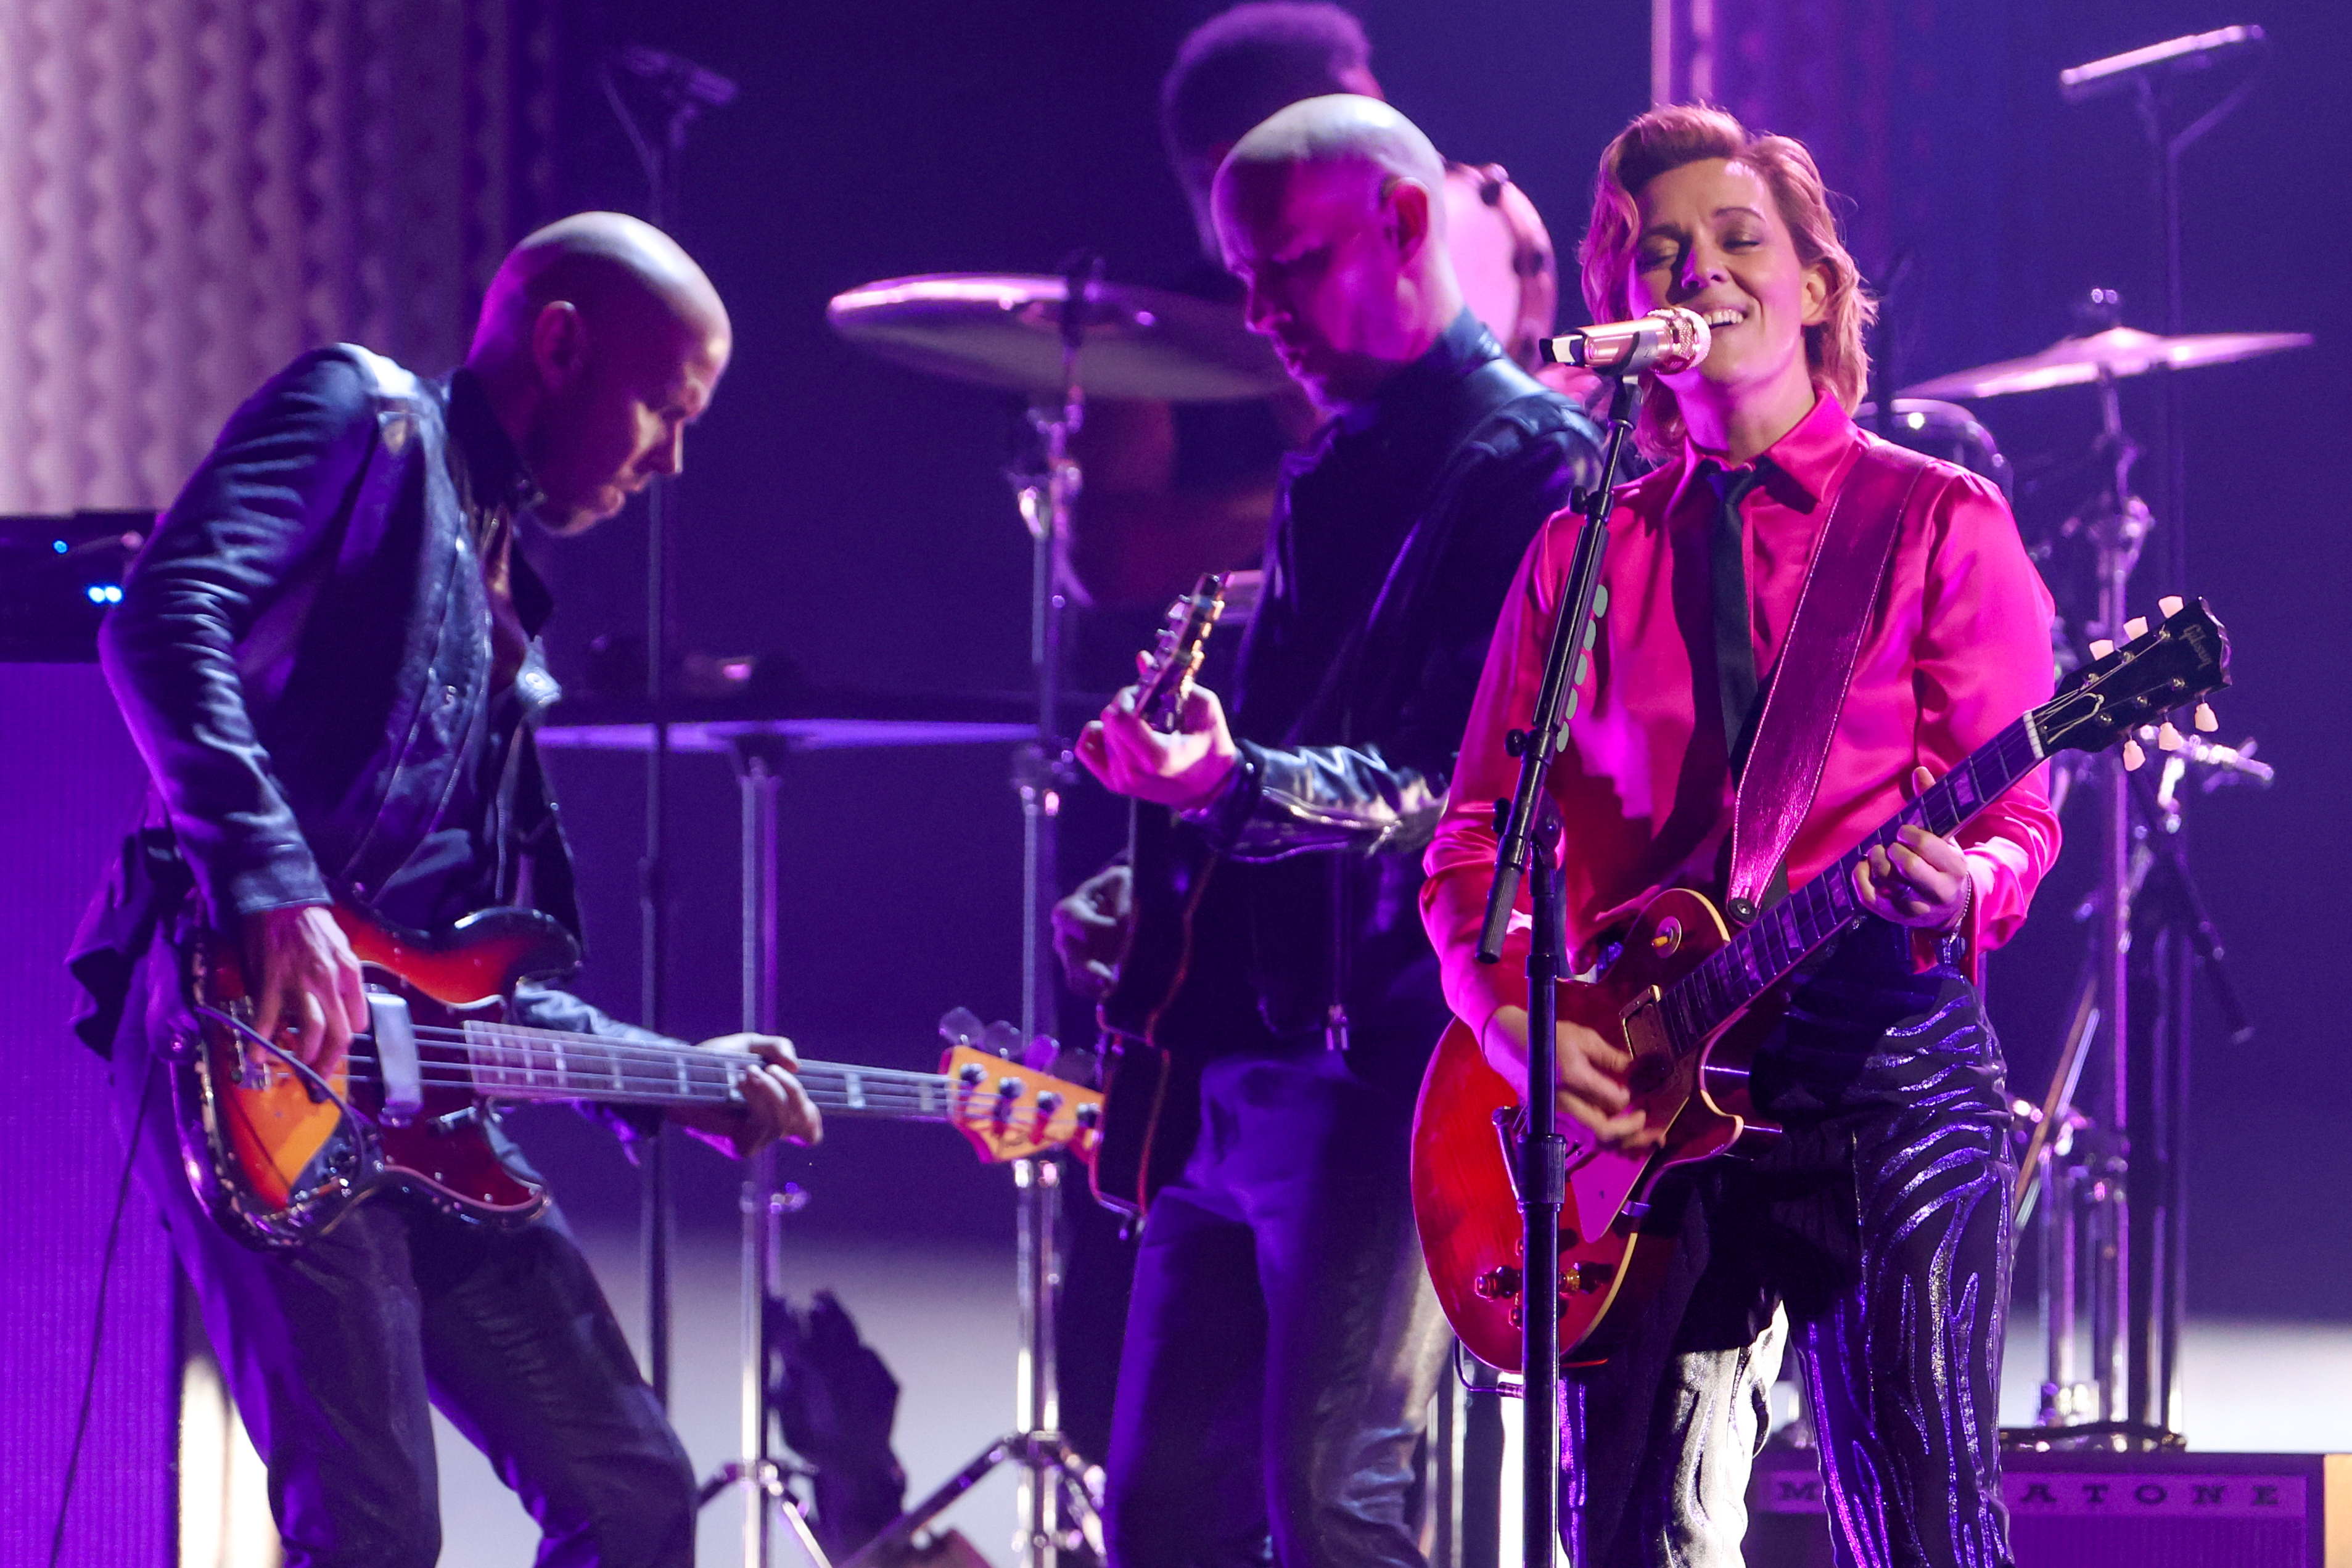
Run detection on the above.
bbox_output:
[1333,308,1499,436]
[1682,387,1857,510]
[444,367,543,519]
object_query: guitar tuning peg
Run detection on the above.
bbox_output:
[2124,617,2149,639]
[2194,702,2218,733]
[2088,638,2116,659]
[2158,595,2184,618]
[2121,737,2146,771]
[2157,721,2184,752]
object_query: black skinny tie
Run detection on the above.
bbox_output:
[1706,466,1765,779]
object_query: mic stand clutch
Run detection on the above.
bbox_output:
[1474,367,1645,1567]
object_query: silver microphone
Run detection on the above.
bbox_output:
[1539,306,1711,376]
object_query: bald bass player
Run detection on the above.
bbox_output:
[1064,99,1601,1567]
[71,213,819,1567]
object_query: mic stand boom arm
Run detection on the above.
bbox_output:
[1474,369,1643,1567]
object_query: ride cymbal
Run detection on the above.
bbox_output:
[1901,326,2313,401]
[826,272,1289,403]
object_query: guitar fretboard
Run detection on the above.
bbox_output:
[452,1021,955,1121]
[1659,715,2047,1053]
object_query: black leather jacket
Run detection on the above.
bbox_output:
[1174,312,1598,1048]
[71,346,654,1059]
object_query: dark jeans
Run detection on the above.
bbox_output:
[112,941,695,1568]
[1563,922,2017,1568]
[1103,1046,1452,1568]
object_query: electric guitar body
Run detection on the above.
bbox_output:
[181,905,574,1247]
[1412,597,2234,1367]
[1412,887,1779,1368]
[1088,573,1228,1218]
[181,903,1106,1250]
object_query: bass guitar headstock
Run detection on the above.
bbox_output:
[1136,573,1227,733]
[935,1008,1103,1164]
[2034,595,2231,768]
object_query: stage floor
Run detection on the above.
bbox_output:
[413,1223,2352,1568]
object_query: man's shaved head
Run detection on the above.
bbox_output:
[467,212,731,534]
[1211,96,1462,408]
[471,211,728,363]
[1218,93,1447,238]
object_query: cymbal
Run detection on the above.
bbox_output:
[827,273,1289,403]
[1901,326,2313,401]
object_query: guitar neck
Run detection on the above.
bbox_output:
[1668,715,2047,1044]
[452,1021,958,1123]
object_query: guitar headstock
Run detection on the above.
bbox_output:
[938,1045,1104,1165]
[1136,573,1227,733]
[2035,596,2231,768]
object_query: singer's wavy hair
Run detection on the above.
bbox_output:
[1580,105,1874,460]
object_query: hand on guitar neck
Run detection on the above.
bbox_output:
[1077,679,1240,811]
[665,1033,824,1156]
[241,905,822,1157]
[1852,766,1976,932]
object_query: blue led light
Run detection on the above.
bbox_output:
[86,583,123,605]
[52,539,68,554]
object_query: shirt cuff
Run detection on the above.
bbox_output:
[1177,740,1264,852]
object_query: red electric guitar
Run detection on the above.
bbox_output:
[179,901,1103,1249]
[1411,596,2231,1368]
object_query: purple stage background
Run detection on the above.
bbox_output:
[0,665,173,1567]
[0,2,2346,1561]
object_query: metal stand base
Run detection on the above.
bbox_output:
[843,1432,1102,1568]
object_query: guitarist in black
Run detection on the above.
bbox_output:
[70,213,818,1567]
[1061,97,1599,1567]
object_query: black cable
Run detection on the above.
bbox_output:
[49,1061,158,1568]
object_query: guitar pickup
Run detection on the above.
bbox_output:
[369,991,422,1125]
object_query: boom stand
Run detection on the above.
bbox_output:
[1474,371,1643,1567]
[601,42,739,1411]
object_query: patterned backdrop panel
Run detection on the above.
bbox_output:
[0,0,554,515]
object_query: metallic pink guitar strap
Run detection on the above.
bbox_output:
[1725,438,1933,917]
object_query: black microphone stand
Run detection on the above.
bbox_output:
[1475,366,1644,1566]
[600,41,738,1416]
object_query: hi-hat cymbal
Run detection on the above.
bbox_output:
[1901,326,2313,401]
[826,273,1289,403]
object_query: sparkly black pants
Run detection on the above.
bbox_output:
[1562,920,2017,1568]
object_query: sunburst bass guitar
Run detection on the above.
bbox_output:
[1411,596,2231,1368]
[178,901,1103,1248]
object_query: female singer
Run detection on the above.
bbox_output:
[1420,105,2060,1568]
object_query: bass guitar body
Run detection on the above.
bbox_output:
[181,906,575,1249]
[1410,887,1780,1369]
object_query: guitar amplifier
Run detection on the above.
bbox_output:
[1745,1444,2351,1567]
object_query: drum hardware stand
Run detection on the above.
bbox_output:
[602,42,739,1411]
[2003,313,2264,1451]
[853,252,1107,1568]
[687,736,833,1566]
[1475,364,1646,1568]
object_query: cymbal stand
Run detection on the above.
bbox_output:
[2008,350,2262,1449]
[699,734,831,1567]
[853,253,1105,1568]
